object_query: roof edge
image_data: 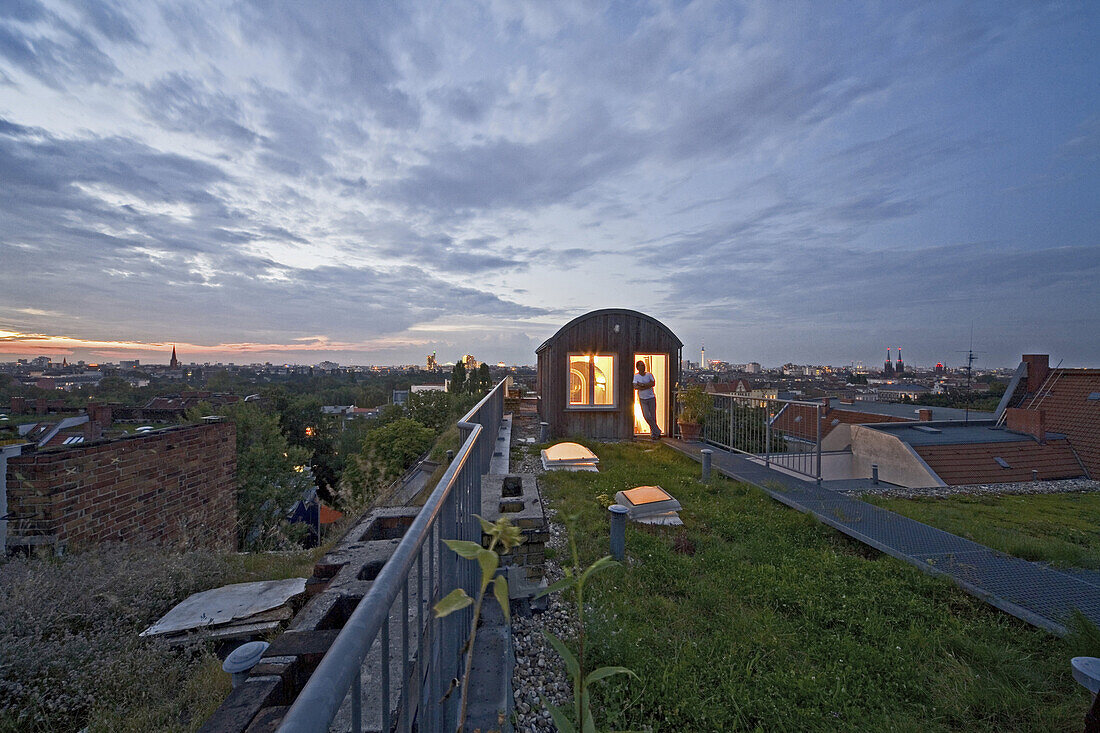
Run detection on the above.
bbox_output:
[535,308,683,353]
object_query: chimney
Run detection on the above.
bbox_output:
[87,402,113,427]
[821,397,830,411]
[1022,354,1050,394]
[83,420,102,442]
[1006,407,1045,443]
[10,396,25,413]
[918,409,932,421]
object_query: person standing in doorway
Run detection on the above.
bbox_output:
[633,360,661,439]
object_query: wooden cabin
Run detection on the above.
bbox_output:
[536,309,683,439]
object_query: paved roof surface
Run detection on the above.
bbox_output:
[832,401,991,421]
[869,421,1064,446]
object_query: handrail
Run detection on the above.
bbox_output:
[277,379,508,733]
[278,424,481,732]
[704,393,824,482]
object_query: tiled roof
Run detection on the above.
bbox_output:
[1019,369,1100,478]
[914,438,1085,485]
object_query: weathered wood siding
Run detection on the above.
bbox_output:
[536,309,682,439]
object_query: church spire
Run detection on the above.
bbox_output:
[170,345,179,369]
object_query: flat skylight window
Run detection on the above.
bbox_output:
[994,457,1011,469]
[1088,392,1100,401]
[794,416,802,423]
[911,425,941,433]
[831,418,840,426]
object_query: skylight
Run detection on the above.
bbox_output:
[1088,393,1100,401]
[994,457,1011,469]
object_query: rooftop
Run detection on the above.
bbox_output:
[868,420,1064,447]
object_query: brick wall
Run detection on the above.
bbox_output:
[1006,407,1045,442]
[5,422,237,551]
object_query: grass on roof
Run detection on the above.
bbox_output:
[537,441,1095,731]
[866,491,1100,570]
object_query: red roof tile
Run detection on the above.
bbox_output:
[1018,369,1100,478]
[914,438,1085,485]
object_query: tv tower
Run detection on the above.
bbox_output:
[701,341,705,368]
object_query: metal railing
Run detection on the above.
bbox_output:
[703,393,823,482]
[278,380,506,733]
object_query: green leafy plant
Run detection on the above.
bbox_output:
[536,518,637,732]
[433,515,524,732]
[677,385,712,424]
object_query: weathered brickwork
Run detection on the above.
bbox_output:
[5,422,236,551]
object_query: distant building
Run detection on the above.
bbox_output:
[895,348,905,376]
[874,384,930,402]
[744,362,762,374]
[120,359,141,369]
[410,384,448,393]
[463,354,478,370]
[883,348,894,377]
[170,346,179,369]
[426,352,438,371]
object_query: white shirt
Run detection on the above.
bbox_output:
[633,372,656,400]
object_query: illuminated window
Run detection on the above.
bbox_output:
[568,355,615,407]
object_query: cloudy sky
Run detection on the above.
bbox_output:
[0,1,1097,369]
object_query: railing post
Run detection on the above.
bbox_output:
[764,404,771,467]
[728,397,734,450]
[609,505,627,561]
[815,404,823,484]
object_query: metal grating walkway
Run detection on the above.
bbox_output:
[667,439,1100,635]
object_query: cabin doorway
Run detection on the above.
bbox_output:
[633,353,668,435]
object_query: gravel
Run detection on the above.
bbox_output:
[845,477,1100,499]
[509,412,576,732]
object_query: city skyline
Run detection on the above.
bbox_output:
[1,2,1098,368]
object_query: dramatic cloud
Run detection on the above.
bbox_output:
[0,1,1096,366]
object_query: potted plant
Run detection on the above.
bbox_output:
[677,384,711,442]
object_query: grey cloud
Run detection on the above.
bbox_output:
[433,82,499,123]
[254,88,334,177]
[236,2,420,130]
[661,240,1100,330]
[75,0,139,44]
[385,105,645,212]
[0,15,118,87]
[338,217,527,274]
[137,73,257,145]
[0,118,540,344]
[0,0,44,22]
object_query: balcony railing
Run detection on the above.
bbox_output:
[703,393,823,482]
[277,380,506,732]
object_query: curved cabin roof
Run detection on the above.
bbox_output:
[535,308,683,353]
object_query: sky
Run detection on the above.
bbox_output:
[0,1,1097,369]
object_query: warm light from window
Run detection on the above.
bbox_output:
[569,354,614,406]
